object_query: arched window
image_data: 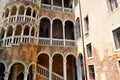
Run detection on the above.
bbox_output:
[76,18,81,39]
[15,24,22,35]
[0,28,5,39]
[65,21,74,40]
[7,25,13,37]
[5,8,9,18]
[39,18,50,38]
[19,6,25,15]
[64,0,73,8]
[53,19,63,39]
[24,25,30,35]
[11,6,17,15]
[26,7,32,16]
[53,0,62,6]
[33,9,36,18]
[31,27,35,36]
[41,0,51,5]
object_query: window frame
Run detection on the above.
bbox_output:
[112,27,120,50]
[109,0,118,11]
[86,43,94,59]
[84,15,89,34]
[88,65,95,80]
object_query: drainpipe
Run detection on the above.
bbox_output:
[78,0,88,80]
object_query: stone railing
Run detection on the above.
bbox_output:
[39,38,76,46]
[7,0,37,4]
[3,15,37,24]
[0,36,37,47]
[40,4,73,13]
[37,64,64,80]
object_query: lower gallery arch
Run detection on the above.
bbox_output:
[66,55,77,80]
[0,63,5,80]
[79,54,85,80]
[27,64,35,80]
[8,63,25,80]
[52,54,63,79]
[37,53,49,78]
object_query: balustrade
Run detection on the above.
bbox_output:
[3,15,37,24]
[39,38,75,46]
[37,64,64,80]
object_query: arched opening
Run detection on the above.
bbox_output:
[53,19,63,39]
[66,55,77,80]
[52,54,63,77]
[15,24,22,36]
[39,18,50,38]
[53,0,62,7]
[26,7,32,16]
[27,65,35,80]
[24,25,30,35]
[17,72,24,80]
[0,28,5,39]
[65,21,74,40]
[0,63,5,80]
[11,6,17,15]
[8,63,25,80]
[75,18,81,39]
[41,0,51,5]
[33,9,36,18]
[37,53,49,78]
[5,8,9,18]
[7,25,13,37]
[19,6,25,15]
[31,27,35,36]
[37,54,49,69]
[79,54,85,80]
[64,0,73,8]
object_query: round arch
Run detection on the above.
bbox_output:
[0,60,7,72]
[37,51,50,59]
[51,52,64,59]
[8,61,27,72]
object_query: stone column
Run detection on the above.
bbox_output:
[4,72,10,80]
[31,9,34,22]
[8,8,12,22]
[51,0,53,9]
[3,30,7,46]
[63,22,65,46]
[49,58,53,80]
[24,8,27,21]
[62,0,64,12]
[50,21,53,45]
[24,72,28,80]
[15,7,19,21]
[20,26,24,43]
[11,28,16,44]
[63,58,67,80]
[29,27,32,42]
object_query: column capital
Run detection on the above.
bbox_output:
[4,71,10,75]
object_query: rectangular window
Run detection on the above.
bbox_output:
[86,43,93,58]
[88,65,95,80]
[113,27,120,49]
[109,0,118,11]
[118,61,120,69]
[84,16,89,33]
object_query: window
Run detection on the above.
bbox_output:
[113,27,120,49]
[109,0,118,11]
[84,16,89,33]
[118,60,120,70]
[88,65,95,80]
[75,18,81,39]
[86,43,93,58]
